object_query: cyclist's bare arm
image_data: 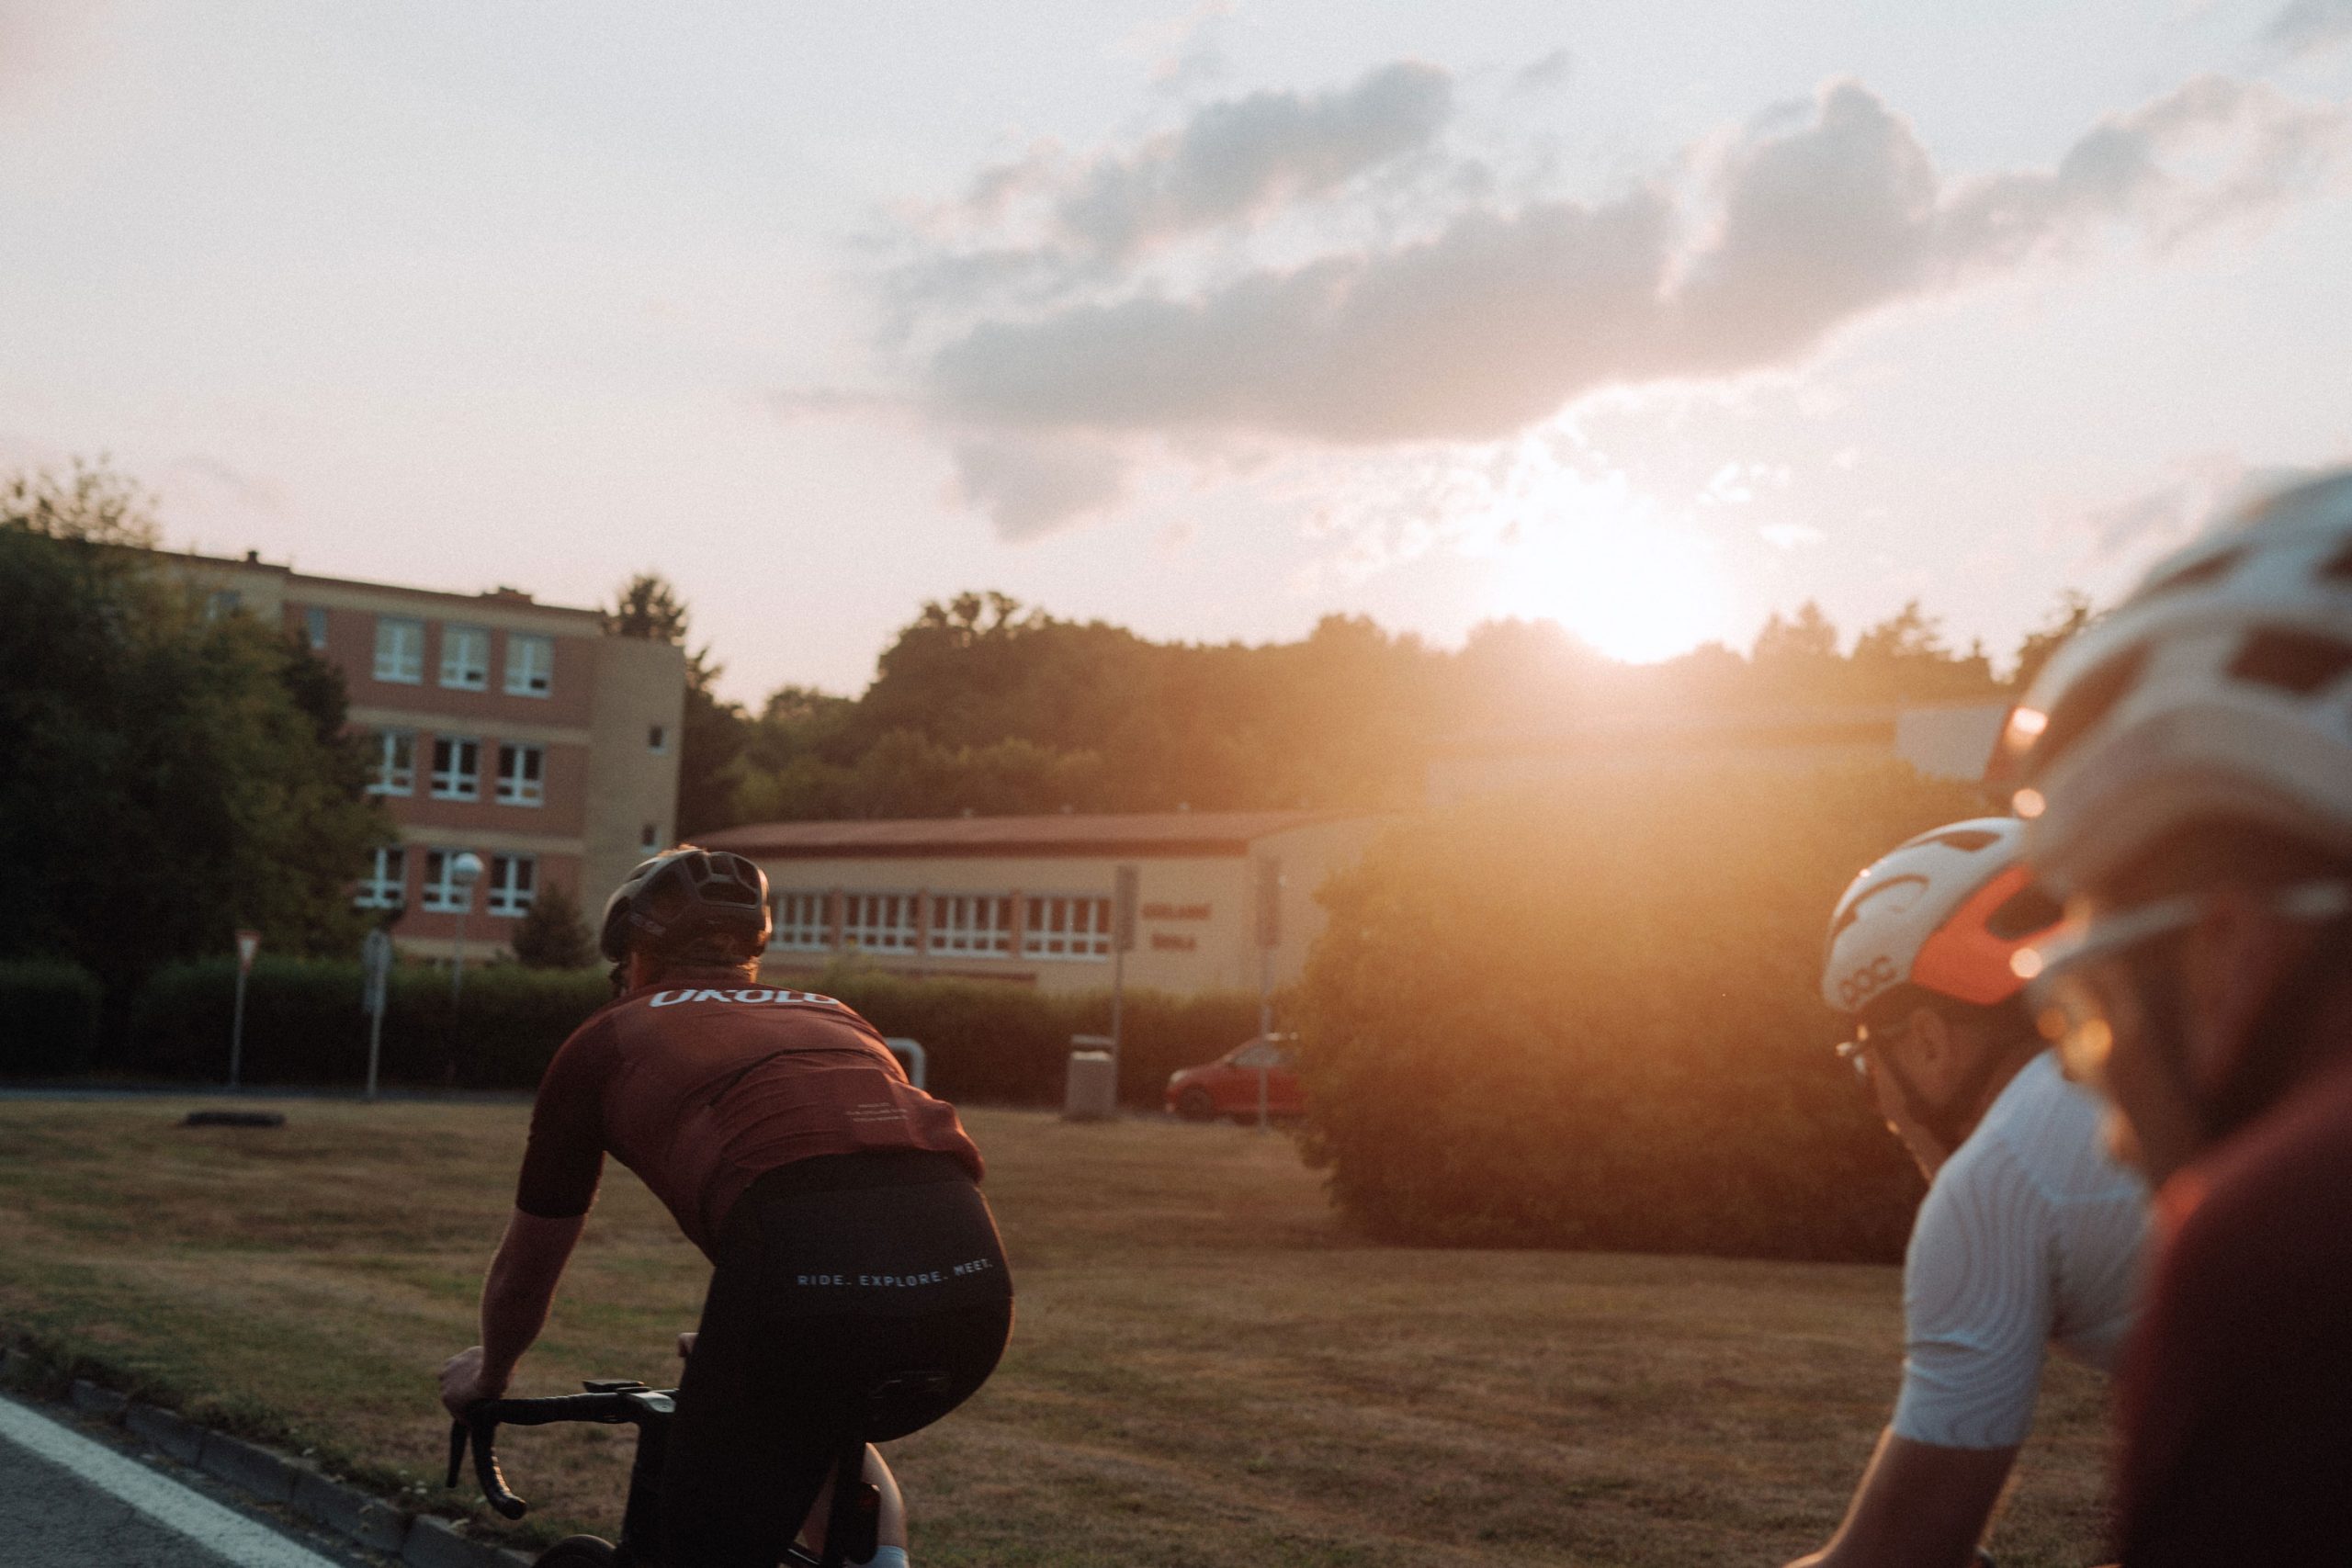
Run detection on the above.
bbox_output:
[1783,1427,2017,1568]
[439,1209,586,1416]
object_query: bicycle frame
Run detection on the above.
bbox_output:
[447,1380,875,1567]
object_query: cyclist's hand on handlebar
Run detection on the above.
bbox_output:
[676,1331,696,1360]
[438,1345,506,1420]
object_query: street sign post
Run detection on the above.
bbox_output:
[360,927,394,1101]
[1108,863,1138,1096]
[1253,857,1283,1132]
[229,929,260,1090]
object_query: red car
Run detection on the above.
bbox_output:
[1165,1034,1304,1122]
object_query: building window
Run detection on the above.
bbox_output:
[487,854,536,916]
[303,606,329,650]
[929,894,1012,957]
[504,635,554,696]
[495,743,545,806]
[641,822,661,850]
[367,729,416,795]
[841,893,919,954]
[648,724,668,753]
[421,849,476,912]
[439,625,491,690]
[430,737,481,800]
[1023,896,1113,960]
[771,892,831,952]
[375,616,424,683]
[205,589,243,622]
[355,846,406,909]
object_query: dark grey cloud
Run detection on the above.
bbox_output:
[923,75,2346,457]
[1052,61,1455,263]
[948,432,1133,540]
[2266,0,2352,55]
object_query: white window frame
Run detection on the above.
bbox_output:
[439,624,492,690]
[771,892,831,953]
[486,853,536,916]
[421,848,475,913]
[303,606,329,650]
[368,729,416,796]
[504,634,554,697]
[204,589,242,622]
[928,894,1012,958]
[495,742,545,807]
[841,892,920,954]
[430,736,481,800]
[1023,895,1113,961]
[355,846,406,909]
[374,616,424,683]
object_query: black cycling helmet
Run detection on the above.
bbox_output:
[597,846,772,964]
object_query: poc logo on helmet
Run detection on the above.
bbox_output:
[1837,956,1899,1011]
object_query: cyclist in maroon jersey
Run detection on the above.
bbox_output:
[1996,469,2352,1564]
[438,847,1012,1568]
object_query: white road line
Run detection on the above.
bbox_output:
[0,1393,344,1568]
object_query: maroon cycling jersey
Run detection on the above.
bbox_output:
[514,970,982,1258]
[2113,1052,2352,1564]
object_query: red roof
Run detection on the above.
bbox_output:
[696,810,1355,861]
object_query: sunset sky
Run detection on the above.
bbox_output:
[4,2,2349,699]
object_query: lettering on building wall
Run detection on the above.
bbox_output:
[1151,931,1197,952]
[1140,902,1212,921]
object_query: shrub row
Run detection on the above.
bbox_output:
[0,959,103,1077]
[66,954,1261,1106]
[1294,761,1998,1264]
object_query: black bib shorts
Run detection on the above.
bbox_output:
[658,1151,1012,1567]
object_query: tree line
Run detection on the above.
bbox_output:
[619,580,2090,835]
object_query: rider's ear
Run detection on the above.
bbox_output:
[1907,1004,1953,1066]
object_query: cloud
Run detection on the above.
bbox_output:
[947,432,1135,540]
[2265,0,2352,55]
[2075,452,2331,561]
[916,74,2348,460]
[1512,49,1573,96]
[1026,60,1455,265]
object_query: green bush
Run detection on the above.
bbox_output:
[0,959,103,1077]
[799,963,1264,1107]
[116,953,1261,1103]
[1295,762,1996,1263]
[122,958,609,1089]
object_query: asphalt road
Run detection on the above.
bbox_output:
[0,1393,366,1567]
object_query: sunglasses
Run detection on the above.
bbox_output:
[1833,1015,1919,1085]
[2019,880,2352,1084]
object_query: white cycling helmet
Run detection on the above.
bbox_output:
[1993,469,2352,895]
[1823,818,2062,1015]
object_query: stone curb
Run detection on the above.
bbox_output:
[4,1334,530,1568]
[125,1401,207,1465]
[71,1377,130,1419]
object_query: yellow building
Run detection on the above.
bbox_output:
[697,811,1392,996]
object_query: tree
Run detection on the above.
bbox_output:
[603,571,749,836]
[2009,590,2095,693]
[0,460,390,1008]
[510,882,596,969]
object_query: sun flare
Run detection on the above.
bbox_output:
[1490,514,1727,664]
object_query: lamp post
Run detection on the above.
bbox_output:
[446,851,484,1084]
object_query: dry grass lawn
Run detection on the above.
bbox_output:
[0,1098,2110,1565]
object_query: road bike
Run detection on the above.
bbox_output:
[447,1369,944,1566]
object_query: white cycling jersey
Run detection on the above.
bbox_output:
[1890,1049,2148,1450]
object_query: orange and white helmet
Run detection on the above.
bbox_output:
[1993,469,2352,895]
[1822,818,2062,1016]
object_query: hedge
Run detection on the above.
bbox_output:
[118,954,1264,1105]
[1293,761,1997,1264]
[0,959,104,1077]
[120,958,610,1089]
